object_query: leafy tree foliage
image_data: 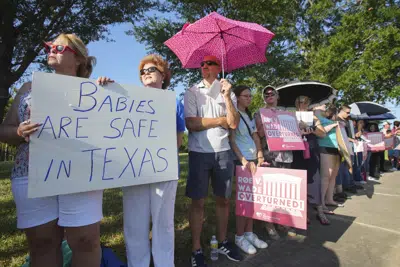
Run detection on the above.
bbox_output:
[0,0,154,122]
[133,0,399,111]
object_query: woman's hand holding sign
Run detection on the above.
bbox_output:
[96,76,114,86]
[242,158,257,175]
[17,120,42,142]
[17,76,115,143]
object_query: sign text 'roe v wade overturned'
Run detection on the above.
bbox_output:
[28,72,178,198]
[260,109,305,151]
[236,166,308,230]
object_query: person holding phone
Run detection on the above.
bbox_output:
[229,85,268,254]
[292,96,329,225]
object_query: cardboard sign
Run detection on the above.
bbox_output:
[363,133,385,151]
[260,109,305,151]
[336,126,353,170]
[384,137,395,150]
[28,72,178,198]
[295,111,314,127]
[236,166,307,230]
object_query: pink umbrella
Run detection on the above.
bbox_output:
[164,12,275,76]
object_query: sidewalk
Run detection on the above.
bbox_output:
[207,171,400,267]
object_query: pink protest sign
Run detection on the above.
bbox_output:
[236,166,307,230]
[363,133,385,151]
[260,109,305,151]
[384,137,395,150]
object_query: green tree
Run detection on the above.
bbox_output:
[179,132,189,153]
[0,0,154,123]
[133,0,400,104]
[306,0,400,104]
[132,0,308,90]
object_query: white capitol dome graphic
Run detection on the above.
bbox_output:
[260,173,304,217]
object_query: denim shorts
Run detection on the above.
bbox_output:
[186,150,234,199]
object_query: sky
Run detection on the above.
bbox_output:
[86,23,399,127]
[87,23,186,96]
[18,21,400,127]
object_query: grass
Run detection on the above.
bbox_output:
[0,154,247,267]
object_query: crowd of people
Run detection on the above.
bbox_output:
[0,32,399,267]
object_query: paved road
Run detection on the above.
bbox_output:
[209,171,400,267]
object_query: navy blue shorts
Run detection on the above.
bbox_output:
[186,150,234,200]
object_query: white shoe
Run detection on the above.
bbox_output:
[390,167,397,172]
[357,181,367,185]
[245,232,268,249]
[235,235,257,254]
[368,176,378,181]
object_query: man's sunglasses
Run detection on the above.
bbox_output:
[44,42,76,54]
[140,66,161,76]
[200,61,219,67]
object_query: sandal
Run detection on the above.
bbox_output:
[266,226,280,240]
[287,227,297,237]
[322,209,335,215]
[316,213,330,225]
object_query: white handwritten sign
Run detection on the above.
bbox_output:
[28,72,178,198]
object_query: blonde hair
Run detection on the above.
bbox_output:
[295,95,311,109]
[139,54,171,89]
[56,33,96,78]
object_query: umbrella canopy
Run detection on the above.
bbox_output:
[350,101,390,116]
[350,112,396,121]
[275,81,337,108]
[164,12,275,74]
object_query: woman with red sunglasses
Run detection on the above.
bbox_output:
[0,33,105,267]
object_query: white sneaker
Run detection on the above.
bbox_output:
[390,167,398,172]
[368,176,378,181]
[235,235,257,254]
[245,232,268,249]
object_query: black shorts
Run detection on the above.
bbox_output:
[320,146,340,156]
[186,150,234,200]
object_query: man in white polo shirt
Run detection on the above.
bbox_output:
[184,55,241,267]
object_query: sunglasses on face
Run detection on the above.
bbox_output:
[140,66,161,76]
[263,92,276,98]
[200,61,219,67]
[44,42,76,54]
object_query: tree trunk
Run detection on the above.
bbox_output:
[0,1,17,123]
[0,80,11,124]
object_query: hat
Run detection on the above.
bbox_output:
[262,85,277,95]
[203,55,221,66]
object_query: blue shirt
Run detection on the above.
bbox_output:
[317,115,338,148]
[176,97,185,133]
[176,97,185,175]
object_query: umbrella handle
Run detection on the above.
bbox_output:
[220,35,225,79]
